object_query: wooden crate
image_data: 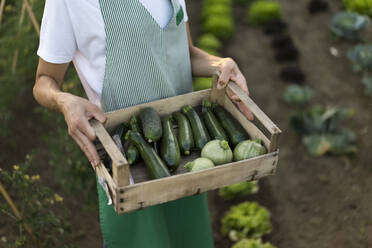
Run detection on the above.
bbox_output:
[90,74,281,214]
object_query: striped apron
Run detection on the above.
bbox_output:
[96,0,214,247]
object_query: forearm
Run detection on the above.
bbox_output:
[189,45,225,77]
[33,75,70,113]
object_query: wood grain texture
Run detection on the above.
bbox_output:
[104,90,210,132]
[90,119,130,187]
[117,152,278,214]
[227,82,281,151]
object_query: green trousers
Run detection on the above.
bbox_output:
[97,181,214,248]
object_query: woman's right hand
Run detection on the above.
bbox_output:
[57,92,107,167]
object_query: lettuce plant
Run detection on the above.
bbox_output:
[232,239,276,248]
[248,1,282,24]
[203,15,235,39]
[221,202,272,241]
[343,0,372,17]
[219,181,259,200]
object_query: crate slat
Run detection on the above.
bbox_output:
[116,152,278,213]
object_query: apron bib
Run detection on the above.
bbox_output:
[97,0,214,247]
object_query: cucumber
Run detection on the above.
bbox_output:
[125,131,170,179]
[139,107,162,143]
[173,112,194,155]
[182,105,210,150]
[125,143,140,165]
[213,104,249,147]
[202,99,228,141]
[160,115,181,171]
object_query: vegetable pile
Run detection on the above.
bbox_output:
[221,202,272,241]
[115,99,267,179]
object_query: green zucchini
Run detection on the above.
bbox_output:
[213,104,249,147]
[182,105,210,150]
[125,131,170,179]
[202,99,228,141]
[125,143,140,165]
[139,107,162,143]
[173,112,194,155]
[160,115,181,171]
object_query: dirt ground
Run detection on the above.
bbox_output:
[187,1,372,248]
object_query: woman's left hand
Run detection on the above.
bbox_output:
[216,58,254,121]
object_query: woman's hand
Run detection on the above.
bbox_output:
[57,93,107,167]
[216,58,254,121]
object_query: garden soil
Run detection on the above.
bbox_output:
[188,1,372,248]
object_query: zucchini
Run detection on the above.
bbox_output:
[125,131,170,179]
[139,107,162,143]
[202,99,228,141]
[213,104,249,147]
[182,105,210,150]
[160,115,181,171]
[125,143,140,165]
[173,112,194,155]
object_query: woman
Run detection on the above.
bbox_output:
[33,0,253,247]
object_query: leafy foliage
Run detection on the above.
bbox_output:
[203,15,235,39]
[232,239,276,248]
[361,75,372,96]
[347,44,372,72]
[219,181,259,200]
[290,105,357,156]
[248,1,282,24]
[343,0,372,17]
[331,12,370,41]
[283,85,313,105]
[197,34,222,52]
[0,155,74,248]
[193,77,212,91]
[202,4,232,20]
[221,202,272,241]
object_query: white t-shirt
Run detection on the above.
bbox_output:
[37,0,189,108]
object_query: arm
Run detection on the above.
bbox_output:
[33,58,106,166]
[186,23,254,120]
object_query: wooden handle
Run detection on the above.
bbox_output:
[90,119,130,187]
[212,71,281,152]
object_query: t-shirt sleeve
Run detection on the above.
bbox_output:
[179,0,189,23]
[37,0,77,64]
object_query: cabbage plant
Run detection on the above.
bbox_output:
[330,12,370,41]
[221,202,272,241]
[203,15,235,39]
[283,85,313,105]
[362,76,372,96]
[347,44,372,72]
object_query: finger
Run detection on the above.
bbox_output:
[75,129,101,166]
[87,104,107,123]
[237,101,254,121]
[71,133,95,166]
[218,65,233,89]
[78,117,96,141]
